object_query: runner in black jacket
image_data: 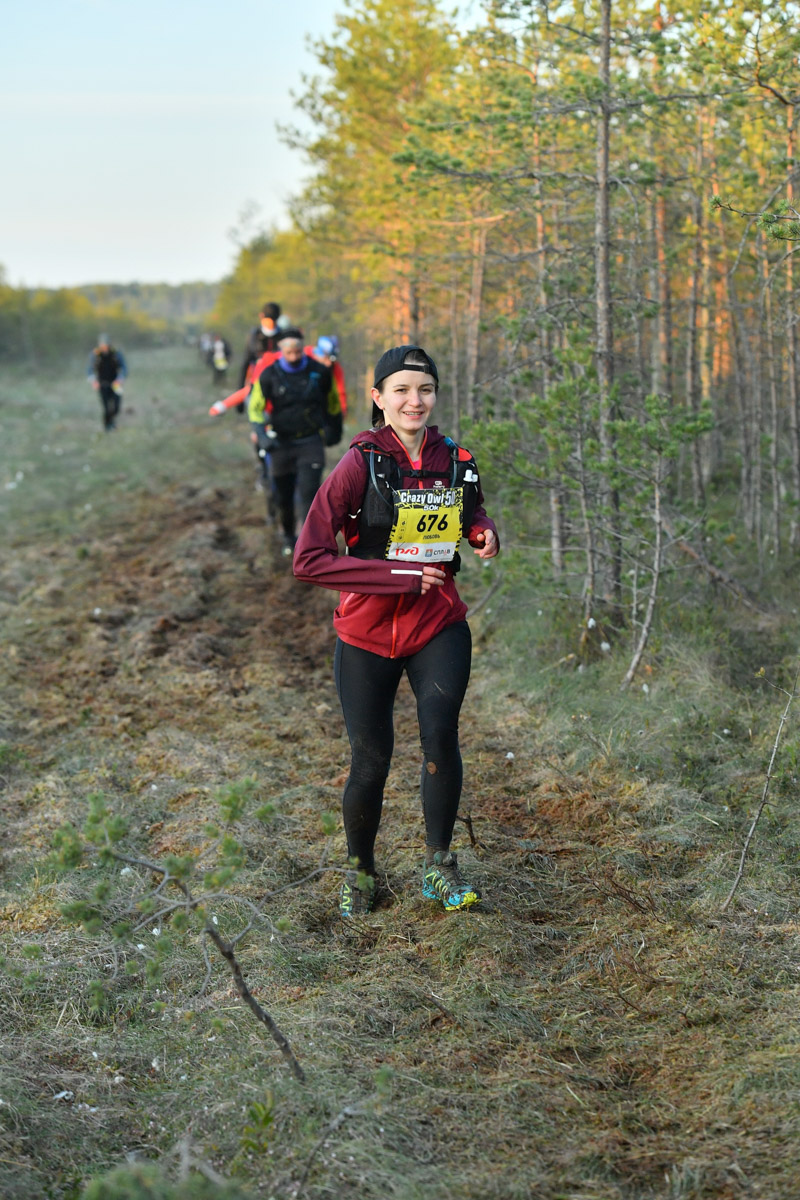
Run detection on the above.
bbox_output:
[247,327,341,554]
[87,335,127,431]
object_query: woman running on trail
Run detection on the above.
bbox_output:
[293,345,499,918]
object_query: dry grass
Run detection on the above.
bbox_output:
[2,349,800,1198]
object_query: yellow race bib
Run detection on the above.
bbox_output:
[386,487,464,563]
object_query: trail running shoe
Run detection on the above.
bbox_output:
[422,851,481,911]
[339,870,376,918]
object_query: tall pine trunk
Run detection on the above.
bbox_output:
[464,225,487,420]
[595,0,621,610]
[786,110,800,548]
[686,192,705,509]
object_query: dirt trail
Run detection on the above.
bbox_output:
[0,481,316,825]
[0,474,531,880]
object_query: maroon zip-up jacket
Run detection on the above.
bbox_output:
[293,425,498,658]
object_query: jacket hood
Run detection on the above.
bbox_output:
[349,424,446,454]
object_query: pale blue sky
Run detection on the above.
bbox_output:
[1,0,343,287]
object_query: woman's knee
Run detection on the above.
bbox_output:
[419,727,460,768]
[348,755,391,791]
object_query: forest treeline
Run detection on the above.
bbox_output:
[213,0,800,657]
[76,281,218,327]
[0,275,217,369]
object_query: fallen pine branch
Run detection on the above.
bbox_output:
[661,514,765,612]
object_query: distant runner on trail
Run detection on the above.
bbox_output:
[294,344,499,918]
[248,326,342,554]
[87,334,127,431]
[210,333,232,384]
[237,300,283,391]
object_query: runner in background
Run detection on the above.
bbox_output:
[307,335,348,419]
[249,326,339,554]
[87,334,127,431]
[210,333,232,385]
[238,302,282,389]
[293,344,499,918]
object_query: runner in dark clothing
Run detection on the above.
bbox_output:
[237,301,283,389]
[247,327,341,554]
[87,335,127,430]
[293,345,499,918]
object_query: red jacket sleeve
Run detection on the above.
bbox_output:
[293,448,427,595]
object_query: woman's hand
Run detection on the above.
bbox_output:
[472,529,499,559]
[420,565,447,593]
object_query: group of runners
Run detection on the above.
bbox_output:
[209,301,348,556]
[87,312,501,919]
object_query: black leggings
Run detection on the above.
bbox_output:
[99,383,120,429]
[268,434,325,538]
[333,621,472,874]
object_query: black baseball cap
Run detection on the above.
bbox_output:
[373,345,438,388]
[371,346,438,425]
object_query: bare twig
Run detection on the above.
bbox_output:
[582,871,660,918]
[204,926,305,1082]
[720,669,800,913]
[468,574,503,618]
[661,514,765,611]
[455,811,485,849]
[107,846,307,1081]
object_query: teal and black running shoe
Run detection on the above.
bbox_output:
[339,870,376,918]
[422,851,481,911]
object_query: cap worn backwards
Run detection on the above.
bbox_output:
[372,345,438,389]
[371,345,439,426]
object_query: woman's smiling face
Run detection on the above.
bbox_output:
[371,370,437,436]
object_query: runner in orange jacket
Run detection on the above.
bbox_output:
[208,347,280,416]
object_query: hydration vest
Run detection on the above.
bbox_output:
[263,361,330,440]
[349,437,480,572]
